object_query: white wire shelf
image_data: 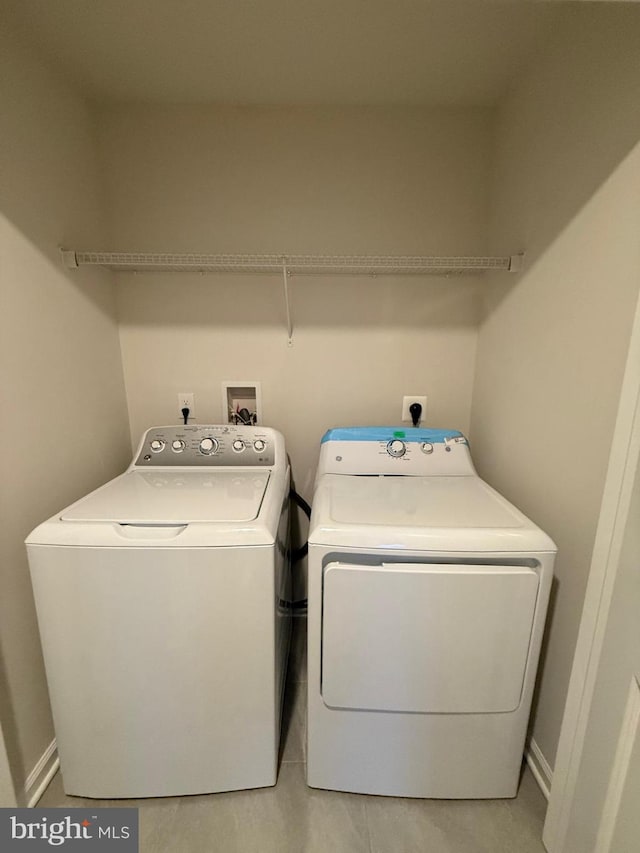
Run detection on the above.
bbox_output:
[62,249,523,346]
[62,251,522,276]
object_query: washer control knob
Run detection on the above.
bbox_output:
[199,437,218,455]
[387,439,406,458]
[253,439,266,453]
[171,439,186,453]
[421,442,434,454]
[232,439,245,452]
[150,439,165,453]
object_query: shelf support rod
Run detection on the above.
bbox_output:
[282,257,293,346]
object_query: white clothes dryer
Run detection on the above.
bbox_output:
[27,424,290,798]
[307,427,556,799]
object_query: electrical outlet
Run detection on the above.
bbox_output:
[401,395,427,424]
[178,393,195,421]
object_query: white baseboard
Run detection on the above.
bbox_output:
[526,737,553,801]
[23,738,59,807]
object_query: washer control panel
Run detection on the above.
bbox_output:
[133,425,276,467]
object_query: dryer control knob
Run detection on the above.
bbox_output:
[387,439,406,458]
[199,437,218,455]
[253,439,266,452]
[232,439,245,452]
[421,442,434,454]
[150,439,165,453]
[171,439,186,452]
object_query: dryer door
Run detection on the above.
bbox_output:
[321,562,539,714]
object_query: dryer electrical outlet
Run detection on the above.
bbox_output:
[401,396,427,424]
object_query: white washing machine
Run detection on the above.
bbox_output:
[307,426,556,799]
[27,424,290,798]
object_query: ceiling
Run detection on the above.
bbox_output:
[5,1,581,106]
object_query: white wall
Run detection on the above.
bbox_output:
[99,106,491,495]
[0,21,130,798]
[470,6,640,772]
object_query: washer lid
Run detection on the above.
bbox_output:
[60,470,270,524]
[310,474,557,552]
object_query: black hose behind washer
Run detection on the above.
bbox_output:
[289,487,311,562]
[289,487,311,610]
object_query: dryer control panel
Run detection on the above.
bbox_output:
[317,427,475,477]
[132,424,277,467]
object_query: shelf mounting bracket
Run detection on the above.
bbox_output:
[282,257,293,346]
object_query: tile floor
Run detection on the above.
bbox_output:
[40,617,548,852]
